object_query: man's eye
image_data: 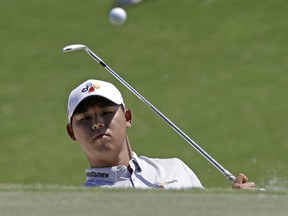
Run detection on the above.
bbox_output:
[81,116,90,120]
[103,110,114,115]
[103,111,112,115]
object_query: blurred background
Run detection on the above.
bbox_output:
[0,0,287,189]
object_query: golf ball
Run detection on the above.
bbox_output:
[109,7,127,25]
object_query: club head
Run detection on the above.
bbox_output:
[62,44,87,52]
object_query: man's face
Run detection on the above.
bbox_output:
[67,96,132,165]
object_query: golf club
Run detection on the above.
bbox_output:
[62,44,236,183]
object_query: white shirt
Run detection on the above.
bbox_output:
[85,152,203,189]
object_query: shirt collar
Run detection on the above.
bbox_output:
[85,152,141,183]
[85,165,131,183]
[130,152,142,173]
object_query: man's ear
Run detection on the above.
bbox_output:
[124,109,133,128]
[66,123,76,141]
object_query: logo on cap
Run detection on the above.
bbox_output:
[81,82,100,93]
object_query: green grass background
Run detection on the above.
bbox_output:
[1,185,288,216]
[0,0,288,191]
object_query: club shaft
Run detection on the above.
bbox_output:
[84,48,236,182]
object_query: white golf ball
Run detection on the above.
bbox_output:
[109,7,127,25]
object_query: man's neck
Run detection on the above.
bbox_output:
[87,135,132,168]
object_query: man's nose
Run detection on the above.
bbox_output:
[92,116,104,130]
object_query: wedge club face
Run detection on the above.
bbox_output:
[62,44,87,52]
[63,44,104,65]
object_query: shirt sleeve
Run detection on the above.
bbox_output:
[178,159,204,189]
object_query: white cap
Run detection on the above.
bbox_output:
[67,79,124,122]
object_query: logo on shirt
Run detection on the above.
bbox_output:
[86,171,109,178]
[154,180,178,188]
[82,82,100,93]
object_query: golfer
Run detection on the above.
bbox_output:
[66,79,256,189]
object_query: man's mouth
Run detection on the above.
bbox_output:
[93,133,106,140]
